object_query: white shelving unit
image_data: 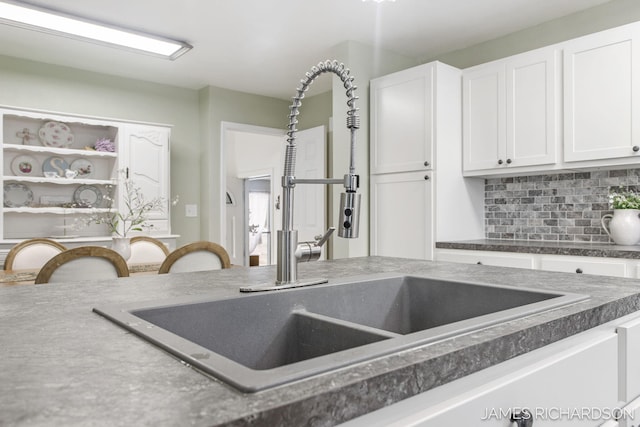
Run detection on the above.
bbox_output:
[0,106,177,262]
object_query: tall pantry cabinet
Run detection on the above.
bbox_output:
[369,62,484,260]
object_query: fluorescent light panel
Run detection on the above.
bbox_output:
[0,1,191,60]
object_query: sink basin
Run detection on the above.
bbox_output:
[94,273,587,392]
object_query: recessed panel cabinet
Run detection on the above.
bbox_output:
[564,24,640,162]
[370,64,433,174]
[463,48,559,175]
[0,106,172,246]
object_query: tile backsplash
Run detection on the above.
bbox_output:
[484,169,640,242]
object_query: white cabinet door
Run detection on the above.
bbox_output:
[342,331,618,426]
[122,124,171,232]
[463,48,559,174]
[370,171,432,260]
[370,63,433,174]
[463,62,505,172]
[506,48,559,168]
[564,24,640,162]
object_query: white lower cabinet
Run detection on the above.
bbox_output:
[435,249,636,278]
[342,328,619,426]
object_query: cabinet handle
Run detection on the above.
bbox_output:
[498,159,504,165]
[510,409,533,427]
[634,145,640,152]
[476,261,482,265]
[424,175,430,180]
[424,161,430,167]
[506,158,512,164]
[576,268,583,274]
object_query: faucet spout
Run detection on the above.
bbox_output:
[239,60,361,293]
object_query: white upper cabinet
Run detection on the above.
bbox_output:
[370,63,433,174]
[564,24,640,162]
[463,47,559,175]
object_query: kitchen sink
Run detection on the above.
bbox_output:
[93,273,587,392]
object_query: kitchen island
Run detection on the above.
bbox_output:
[2,256,640,426]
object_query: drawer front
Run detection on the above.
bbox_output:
[539,256,627,277]
[436,250,534,269]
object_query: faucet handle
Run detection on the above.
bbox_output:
[314,227,335,247]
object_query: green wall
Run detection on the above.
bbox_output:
[431,0,640,68]
[0,55,201,245]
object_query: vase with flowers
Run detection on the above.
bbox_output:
[602,187,640,245]
[78,170,177,259]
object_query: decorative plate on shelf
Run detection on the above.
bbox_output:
[4,183,33,207]
[10,155,39,176]
[38,121,74,148]
[42,157,69,177]
[69,159,93,178]
[73,185,102,207]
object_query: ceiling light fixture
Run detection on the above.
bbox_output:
[0,0,192,60]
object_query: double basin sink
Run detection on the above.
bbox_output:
[94,273,586,392]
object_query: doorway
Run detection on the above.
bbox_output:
[245,176,272,266]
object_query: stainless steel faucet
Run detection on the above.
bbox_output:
[240,60,360,292]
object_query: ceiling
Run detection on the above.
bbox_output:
[0,0,612,100]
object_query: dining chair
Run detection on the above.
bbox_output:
[34,246,129,284]
[128,236,170,265]
[158,241,231,274]
[4,238,68,270]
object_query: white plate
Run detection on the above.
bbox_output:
[4,183,33,207]
[73,185,102,207]
[10,155,39,176]
[38,121,74,148]
[42,157,69,177]
[69,158,93,178]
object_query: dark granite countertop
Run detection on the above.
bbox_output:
[3,256,640,426]
[436,239,640,259]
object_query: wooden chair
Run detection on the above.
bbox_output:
[158,241,231,274]
[35,246,129,284]
[4,238,67,270]
[128,236,170,265]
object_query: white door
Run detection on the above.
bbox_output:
[463,62,506,172]
[564,24,640,162]
[123,124,171,233]
[370,171,433,260]
[506,48,559,168]
[292,126,326,250]
[370,63,433,174]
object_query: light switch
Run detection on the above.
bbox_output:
[185,204,198,217]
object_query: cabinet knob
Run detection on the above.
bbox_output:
[476,261,483,265]
[424,161,430,167]
[424,175,430,180]
[576,268,583,274]
[510,409,533,427]
[506,158,512,164]
[634,145,640,152]
[498,159,504,165]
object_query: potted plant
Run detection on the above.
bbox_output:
[602,187,640,245]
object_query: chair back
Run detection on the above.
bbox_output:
[35,246,129,284]
[158,241,231,274]
[4,238,67,270]
[128,236,169,265]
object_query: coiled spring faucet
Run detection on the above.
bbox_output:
[240,60,361,292]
